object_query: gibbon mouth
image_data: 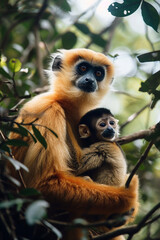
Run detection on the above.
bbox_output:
[102,129,115,139]
[77,81,97,93]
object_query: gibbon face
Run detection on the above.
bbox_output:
[74,60,105,93]
[94,113,119,140]
[78,108,119,147]
[49,49,114,98]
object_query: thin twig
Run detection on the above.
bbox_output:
[32,0,48,27]
[145,25,155,51]
[105,18,122,53]
[10,99,26,112]
[46,0,103,53]
[0,94,7,102]
[48,210,133,230]
[18,170,27,188]
[0,180,18,240]
[34,26,46,84]
[9,86,49,112]
[113,90,142,99]
[125,140,154,188]
[120,104,150,130]
[154,0,160,7]
[0,212,12,237]
[12,73,19,98]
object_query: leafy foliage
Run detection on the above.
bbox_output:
[141,1,159,32]
[25,200,49,225]
[138,51,160,108]
[8,58,22,73]
[108,0,160,31]
[108,0,142,17]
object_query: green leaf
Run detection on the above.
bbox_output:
[27,129,37,143]
[32,125,47,149]
[4,155,29,172]
[8,58,22,73]
[139,71,160,93]
[4,139,28,147]
[137,51,160,62]
[54,0,71,12]
[18,125,28,137]
[91,34,106,48]
[0,125,31,141]
[73,218,88,225]
[20,188,40,196]
[155,141,160,151]
[0,144,11,153]
[108,0,141,17]
[75,23,90,35]
[0,67,12,79]
[18,125,37,143]
[7,176,21,187]
[0,199,27,209]
[25,200,49,225]
[62,32,77,49]
[141,1,159,32]
[45,126,58,138]
[150,91,160,109]
[145,122,160,141]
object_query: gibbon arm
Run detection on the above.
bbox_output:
[37,171,139,217]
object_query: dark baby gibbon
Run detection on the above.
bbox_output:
[77,108,127,186]
[9,49,139,224]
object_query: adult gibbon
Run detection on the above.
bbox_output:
[9,49,139,222]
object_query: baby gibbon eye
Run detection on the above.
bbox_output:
[99,122,106,127]
[109,120,115,125]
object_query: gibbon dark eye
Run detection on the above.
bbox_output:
[80,65,87,72]
[99,122,106,127]
[110,121,115,125]
[94,67,105,81]
[77,62,90,75]
[95,70,102,77]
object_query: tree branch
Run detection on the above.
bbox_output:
[116,122,160,145]
[125,140,154,188]
[32,0,48,28]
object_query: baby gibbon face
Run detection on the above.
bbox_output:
[49,49,114,97]
[94,114,119,141]
[78,108,119,147]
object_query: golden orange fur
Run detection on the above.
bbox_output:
[9,49,139,239]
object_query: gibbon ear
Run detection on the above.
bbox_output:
[52,55,62,71]
[79,124,91,138]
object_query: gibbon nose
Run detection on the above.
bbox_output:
[85,78,94,85]
[102,127,115,138]
[108,126,115,132]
